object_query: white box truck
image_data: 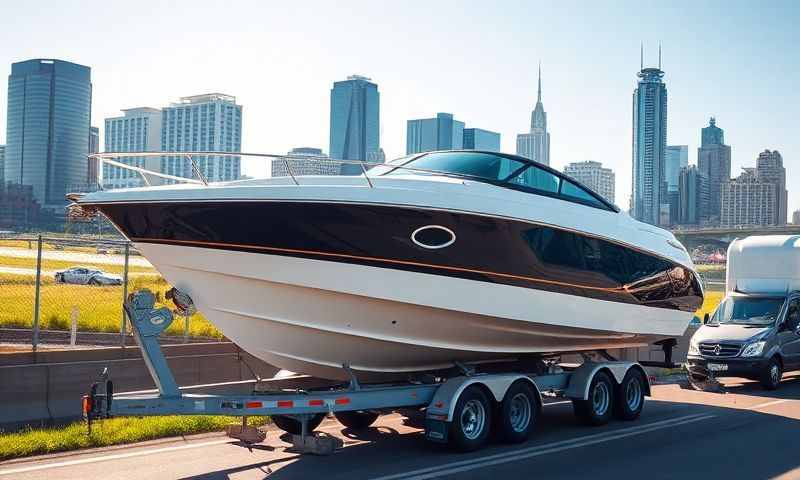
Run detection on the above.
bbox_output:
[687,235,800,389]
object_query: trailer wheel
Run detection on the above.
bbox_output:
[335,410,379,430]
[449,385,492,452]
[498,381,539,443]
[271,413,325,435]
[572,371,614,426]
[614,368,646,421]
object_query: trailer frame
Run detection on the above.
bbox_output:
[83,290,651,453]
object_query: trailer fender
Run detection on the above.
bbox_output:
[564,362,650,400]
[425,374,541,423]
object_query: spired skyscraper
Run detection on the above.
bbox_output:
[329,75,380,174]
[5,59,92,210]
[631,48,668,226]
[697,117,731,225]
[516,65,550,165]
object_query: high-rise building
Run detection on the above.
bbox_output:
[697,117,731,225]
[86,127,100,189]
[793,209,800,225]
[103,108,163,189]
[330,75,380,174]
[665,145,688,225]
[631,49,668,226]
[563,161,615,203]
[677,165,708,225]
[5,59,92,209]
[463,128,501,152]
[161,94,242,182]
[406,113,464,154]
[0,145,5,185]
[756,149,787,225]
[271,147,338,177]
[720,168,777,227]
[516,65,550,165]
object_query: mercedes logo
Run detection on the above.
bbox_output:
[713,344,721,356]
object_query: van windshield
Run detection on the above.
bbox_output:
[710,296,785,326]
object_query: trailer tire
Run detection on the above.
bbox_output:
[498,381,539,443]
[449,385,492,452]
[335,410,379,430]
[271,413,325,435]
[572,371,614,426]
[614,368,646,421]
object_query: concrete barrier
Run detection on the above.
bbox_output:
[0,343,280,431]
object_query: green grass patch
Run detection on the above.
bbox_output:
[0,415,268,461]
[0,274,222,338]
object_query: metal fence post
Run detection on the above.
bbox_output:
[32,235,43,350]
[121,242,130,347]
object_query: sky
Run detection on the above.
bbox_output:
[1,0,798,212]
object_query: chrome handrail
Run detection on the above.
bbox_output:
[87,151,482,190]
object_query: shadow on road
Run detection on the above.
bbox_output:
[173,378,800,480]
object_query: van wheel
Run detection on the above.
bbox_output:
[334,410,379,430]
[271,414,325,435]
[760,357,782,390]
[498,381,539,443]
[614,368,646,421]
[573,371,614,426]
[449,385,492,452]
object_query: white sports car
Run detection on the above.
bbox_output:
[54,267,123,286]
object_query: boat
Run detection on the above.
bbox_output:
[71,150,704,380]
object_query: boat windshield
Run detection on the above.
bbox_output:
[378,151,614,211]
[709,296,785,326]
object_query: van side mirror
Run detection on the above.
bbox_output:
[703,313,709,325]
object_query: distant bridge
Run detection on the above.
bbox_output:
[671,225,800,248]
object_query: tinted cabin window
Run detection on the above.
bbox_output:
[510,165,561,193]
[396,151,526,182]
[560,180,605,208]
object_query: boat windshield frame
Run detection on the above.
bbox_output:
[379,150,619,212]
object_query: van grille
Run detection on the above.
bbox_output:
[699,342,742,358]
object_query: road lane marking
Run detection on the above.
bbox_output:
[0,420,349,476]
[751,399,791,410]
[372,413,715,480]
[0,439,233,476]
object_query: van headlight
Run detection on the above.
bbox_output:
[688,339,700,356]
[741,341,766,358]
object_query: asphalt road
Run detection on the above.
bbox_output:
[2,375,799,480]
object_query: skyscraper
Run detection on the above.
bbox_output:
[330,75,380,174]
[406,113,464,154]
[563,161,615,203]
[161,94,242,182]
[721,168,776,227]
[516,65,550,165]
[631,48,668,226]
[756,149,787,225]
[103,107,163,188]
[463,128,501,152]
[5,59,92,209]
[87,126,100,189]
[665,145,688,225]
[697,117,731,225]
[0,145,5,185]
[677,165,708,225]
[271,147,338,177]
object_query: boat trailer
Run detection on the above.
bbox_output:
[83,289,651,454]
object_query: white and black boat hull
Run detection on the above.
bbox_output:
[84,195,703,380]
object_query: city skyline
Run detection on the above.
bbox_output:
[0,1,797,213]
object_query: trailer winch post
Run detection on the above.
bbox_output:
[124,290,181,397]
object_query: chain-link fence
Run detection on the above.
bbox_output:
[0,235,222,349]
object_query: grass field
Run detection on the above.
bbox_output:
[0,273,222,338]
[0,415,267,460]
